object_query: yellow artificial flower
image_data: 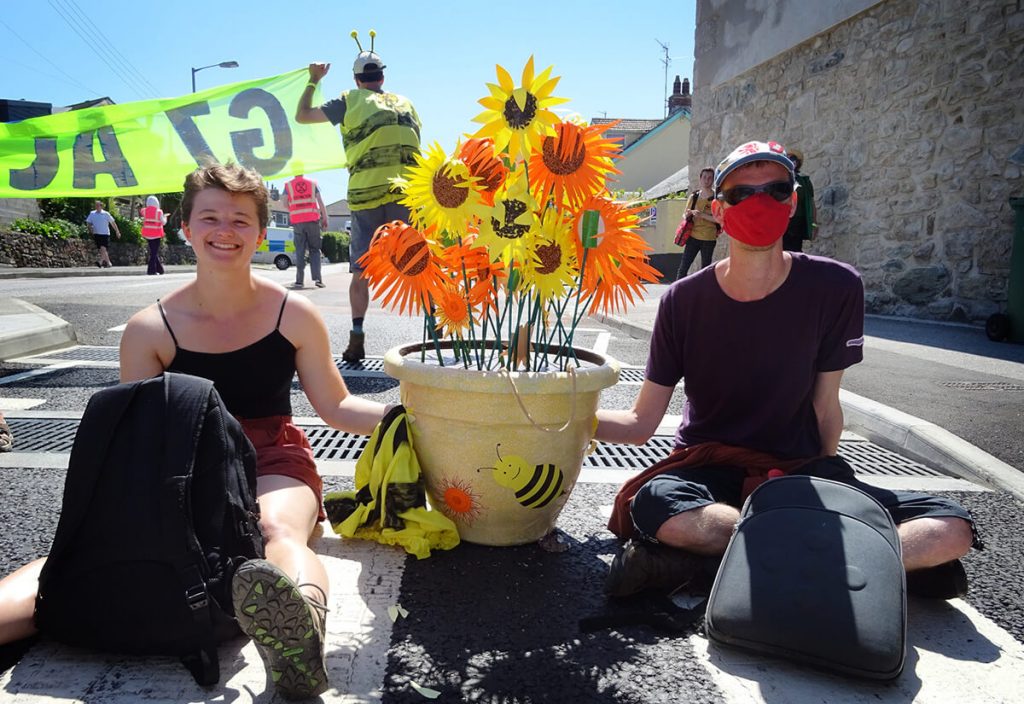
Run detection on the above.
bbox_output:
[475,169,539,264]
[522,211,578,306]
[395,142,487,237]
[471,56,569,162]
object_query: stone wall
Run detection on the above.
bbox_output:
[691,0,1024,323]
[0,230,196,268]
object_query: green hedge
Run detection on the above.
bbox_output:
[322,230,350,263]
[12,217,85,240]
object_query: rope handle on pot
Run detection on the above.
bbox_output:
[500,366,577,433]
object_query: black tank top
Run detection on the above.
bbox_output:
[159,294,295,418]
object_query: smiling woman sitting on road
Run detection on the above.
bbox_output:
[0,162,390,700]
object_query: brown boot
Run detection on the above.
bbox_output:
[605,540,718,598]
[342,331,365,363]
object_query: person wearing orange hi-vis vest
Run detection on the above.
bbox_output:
[283,174,328,290]
[138,195,167,275]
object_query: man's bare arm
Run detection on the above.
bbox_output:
[812,369,845,455]
[295,62,331,124]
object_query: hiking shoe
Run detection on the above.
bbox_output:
[0,418,12,452]
[341,331,365,363]
[606,540,716,598]
[906,559,968,599]
[232,559,329,700]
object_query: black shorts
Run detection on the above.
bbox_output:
[630,455,979,545]
[93,234,110,249]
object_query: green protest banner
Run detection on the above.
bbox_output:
[0,68,345,197]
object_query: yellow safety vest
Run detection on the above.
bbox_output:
[339,89,421,211]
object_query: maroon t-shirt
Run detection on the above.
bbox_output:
[646,253,865,459]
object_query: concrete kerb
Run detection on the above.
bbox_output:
[840,389,1024,504]
[0,298,77,362]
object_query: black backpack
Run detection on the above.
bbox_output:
[705,475,906,680]
[34,372,264,686]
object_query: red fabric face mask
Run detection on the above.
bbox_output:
[720,194,792,247]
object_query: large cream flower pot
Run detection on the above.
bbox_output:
[383,343,620,546]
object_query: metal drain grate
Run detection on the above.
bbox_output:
[586,436,675,468]
[938,381,1024,391]
[617,367,646,384]
[6,418,80,452]
[5,418,946,479]
[23,346,120,363]
[838,440,944,477]
[332,356,386,377]
[303,425,370,460]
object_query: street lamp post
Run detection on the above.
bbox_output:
[191,61,239,92]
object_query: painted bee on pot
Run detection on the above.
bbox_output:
[479,444,565,509]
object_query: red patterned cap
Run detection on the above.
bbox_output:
[714,140,795,194]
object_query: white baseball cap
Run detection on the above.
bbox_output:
[353,51,386,75]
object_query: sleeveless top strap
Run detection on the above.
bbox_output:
[156,300,180,347]
[275,292,290,330]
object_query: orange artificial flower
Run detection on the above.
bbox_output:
[528,120,620,209]
[358,220,447,316]
[458,138,508,206]
[572,197,662,314]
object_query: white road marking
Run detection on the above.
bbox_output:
[692,598,1024,703]
[0,397,47,410]
[107,324,126,332]
[592,331,612,356]
[0,363,76,385]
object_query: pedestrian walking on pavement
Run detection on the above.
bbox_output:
[295,29,422,363]
[139,195,167,275]
[283,173,328,289]
[85,200,121,268]
[675,166,720,280]
[597,140,979,602]
[0,163,393,700]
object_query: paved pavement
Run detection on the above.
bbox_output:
[1,265,1023,702]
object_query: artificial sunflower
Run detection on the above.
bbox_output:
[458,138,508,206]
[528,120,621,209]
[434,285,474,340]
[521,211,578,306]
[439,233,506,312]
[471,56,568,162]
[572,196,662,314]
[395,142,488,237]
[475,170,539,264]
[359,221,448,316]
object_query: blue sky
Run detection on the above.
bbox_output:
[1,0,696,205]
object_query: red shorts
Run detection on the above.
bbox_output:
[238,416,326,522]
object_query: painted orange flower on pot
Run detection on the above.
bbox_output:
[435,475,483,525]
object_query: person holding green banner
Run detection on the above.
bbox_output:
[296,30,421,364]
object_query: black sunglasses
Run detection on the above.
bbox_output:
[717,180,794,206]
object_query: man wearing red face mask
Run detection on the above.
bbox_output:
[595,140,979,601]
